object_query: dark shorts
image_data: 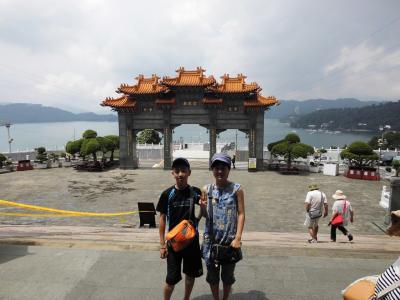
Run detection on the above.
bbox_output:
[206,263,236,285]
[166,235,203,285]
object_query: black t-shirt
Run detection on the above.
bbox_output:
[156,185,201,231]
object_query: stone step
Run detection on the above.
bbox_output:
[0,225,397,259]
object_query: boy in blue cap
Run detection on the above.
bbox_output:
[201,153,245,300]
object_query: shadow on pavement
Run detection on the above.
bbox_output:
[192,290,269,300]
[0,244,29,264]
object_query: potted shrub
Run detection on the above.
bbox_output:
[0,153,6,169]
[309,161,319,173]
[341,141,379,180]
[48,152,61,168]
[60,152,72,167]
[34,147,49,169]
[393,160,400,177]
[4,159,14,171]
[271,133,314,174]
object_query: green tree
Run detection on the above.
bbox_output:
[368,131,400,150]
[96,136,115,161]
[137,129,161,144]
[340,141,378,169]
[267,139,284,151]
[368,136,379,149]
[0,153,6,168]
[66,139,83,157]
[81,138,101,162]
[271,133,314,169]
[82,129,97,139]
[65,131,120,163]
[393,160,400,177]
[384,132,400,149]
[35,147,48,163]
[104,135,119,161]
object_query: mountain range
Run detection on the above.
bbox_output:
[0,99,382,124]
[0,103,117,124]
[290,100,400,132]
[266,98,379,119]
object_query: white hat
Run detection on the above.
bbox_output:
[332,190,346,200]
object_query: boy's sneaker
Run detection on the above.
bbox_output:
[348,234,353,242]
[307,238,317,243]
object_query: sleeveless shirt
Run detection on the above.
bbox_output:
[202,182,241,266]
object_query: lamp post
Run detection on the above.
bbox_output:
[235,129,238,152]
[6,123,12,153]
[378,125,390,176]
[1,122,13,153]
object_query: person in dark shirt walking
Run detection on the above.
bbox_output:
[156,157,203,300]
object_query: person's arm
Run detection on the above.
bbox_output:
[305,192,311,212]
[323,203,328,218]
[198,185,208,219]
[350,209,354,223]
[231,187,245,248]
[323,193,328,217]
[305,203,311,212]
[159,213,167,258]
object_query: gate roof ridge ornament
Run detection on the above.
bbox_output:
[117,74,167,95]
[161,67,216,87]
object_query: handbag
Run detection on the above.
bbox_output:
[210,244,242,265]
[166,219,196,252]
[332,201,347,226]
[341,275,378,300]
[207,184,242,266]
[309,192,324,219]
[342,273,400,300]
[166,188,197,252]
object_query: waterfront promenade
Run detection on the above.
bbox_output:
[0,167,396,299]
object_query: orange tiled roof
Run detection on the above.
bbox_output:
[101,95,136,108]
[211,74,260,93]
[117,74,168,94]
[155,98,176,105]
[244,95,279,107]
[161,67,216,87]
[203,97,223,105]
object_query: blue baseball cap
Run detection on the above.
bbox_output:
[210,153,231,169]
[171,157,190,169]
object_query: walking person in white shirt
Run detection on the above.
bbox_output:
[304,184,328,243]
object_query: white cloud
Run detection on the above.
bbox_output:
[0,0,399,112]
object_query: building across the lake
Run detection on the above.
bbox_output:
[101,67,278,170]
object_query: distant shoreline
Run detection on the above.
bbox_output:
[8,120,117,125]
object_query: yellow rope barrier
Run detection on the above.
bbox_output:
[0,199,154,217]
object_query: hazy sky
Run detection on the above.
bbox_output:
[0,0,399,113]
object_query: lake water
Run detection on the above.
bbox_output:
[0,119,376,153]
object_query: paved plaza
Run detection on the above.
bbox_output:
[0,166,396,299]
[0,166,387,234]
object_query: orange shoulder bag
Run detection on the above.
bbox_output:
[166,187,197,252]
